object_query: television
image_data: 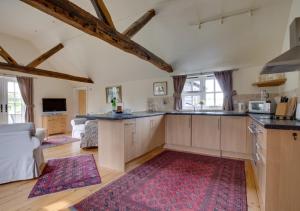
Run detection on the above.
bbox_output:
[42,98,67,112]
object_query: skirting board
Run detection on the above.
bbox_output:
[164,144,252,160]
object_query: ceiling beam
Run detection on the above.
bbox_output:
[123,9,156,38]
[0,46,18,64]
[0,62,93,83]
[90,0,115,29]
[21,0,173,73]
[27,43,64,67]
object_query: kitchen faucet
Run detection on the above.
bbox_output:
[186,103,197,111]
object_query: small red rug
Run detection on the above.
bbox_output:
[71,151,247,211]
[29,155,101,198]
[41,135,80,148]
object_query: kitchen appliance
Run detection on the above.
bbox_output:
[248,101,275,114]
[238,102,246,112]
[296,103,300,121]
[261,17,300,74]
[248,123,259,166]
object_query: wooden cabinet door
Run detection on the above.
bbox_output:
[136,117,151,155]
[150,115,165,149]
[166,115,191,147]
[220,116,247,153]
[192,115,220,150]
[124,121,137,162]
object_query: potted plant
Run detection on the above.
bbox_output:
[111,97,117,111]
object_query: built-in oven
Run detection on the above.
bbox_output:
[248,123,258,165]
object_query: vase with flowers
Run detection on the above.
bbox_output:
[111,97,117,111]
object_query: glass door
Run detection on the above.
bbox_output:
[0,78,8,124]
[0,77,25,124]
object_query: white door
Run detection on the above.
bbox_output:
[0,77,25,124]
[0,78,8,124]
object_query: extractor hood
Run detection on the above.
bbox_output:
[261,17,300,74]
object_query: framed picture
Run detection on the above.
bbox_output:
[106,86,122,103]
[153,81,168,96]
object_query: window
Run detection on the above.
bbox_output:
[182,75,223,110]
[7,80,26,124]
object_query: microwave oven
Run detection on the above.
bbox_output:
[248,101,275,114]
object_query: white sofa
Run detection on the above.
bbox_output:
[0,123,44,184]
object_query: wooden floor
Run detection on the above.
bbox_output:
[0,141,260,211]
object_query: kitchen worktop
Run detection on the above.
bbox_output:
[249,114,300,130]
[78,111,300,130]
[77,110,247,120]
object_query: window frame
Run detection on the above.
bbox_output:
[7,79,26,124]
[182,74,223,110]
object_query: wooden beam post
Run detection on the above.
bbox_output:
[0,62,93,83]
[123,9,156,38]
[0,46,18,64]
[21,0,173,73]
[90,0,115,29]
[27,43,64,67]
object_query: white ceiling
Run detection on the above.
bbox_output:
[0,0,293,84]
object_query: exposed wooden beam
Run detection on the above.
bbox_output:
[123,9,156,38]
[21,0,173,73]
[27,43,64,67]
[90,0,115,29]
[0,62,93,83]
[0,46,18,64]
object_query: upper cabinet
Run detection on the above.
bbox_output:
[192,115,221,155]
[166,115,191,147]
[220,116,247,155]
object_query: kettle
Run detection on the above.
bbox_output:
[238,103,246,112]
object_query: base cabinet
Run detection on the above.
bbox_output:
[166,115,191,147]
[220,116,248,156]
[165,114,250,159]
[192,116,221,155]
[126,115,165,163]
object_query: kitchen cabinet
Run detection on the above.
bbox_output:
[192,115,221,154]
[150,115,165,149]
[249,120,300,211]
[99,115,165,172]
[124,120,138,162]
[220,116,247,155]
[166,115,191,147]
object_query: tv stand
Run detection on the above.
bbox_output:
[42,114,67,136]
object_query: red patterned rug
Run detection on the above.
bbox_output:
[70,151,247,211]
[41,135,80,148]
[29,155,101,198]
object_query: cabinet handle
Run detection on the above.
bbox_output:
[218,118,220,130]
[256,153,260,161]
[293,133,298,141]
[0,104,2,113]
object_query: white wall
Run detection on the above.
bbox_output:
[0,33,75,130]
[87,77,173,113]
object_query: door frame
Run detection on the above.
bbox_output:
[73,87,88,116]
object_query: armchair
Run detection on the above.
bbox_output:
[0,123,45,184]
[71,118,87,139]
[80,120,98,148]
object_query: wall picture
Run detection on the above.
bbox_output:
[106,86,122,103]
[153,81,168,96]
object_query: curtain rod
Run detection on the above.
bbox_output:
[0,73,37,79]
[172,68,239,78]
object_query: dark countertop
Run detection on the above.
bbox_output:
[166,111,248,116]
[77,111,300,130]
[77,111,166,120]
[249,114,300,130]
